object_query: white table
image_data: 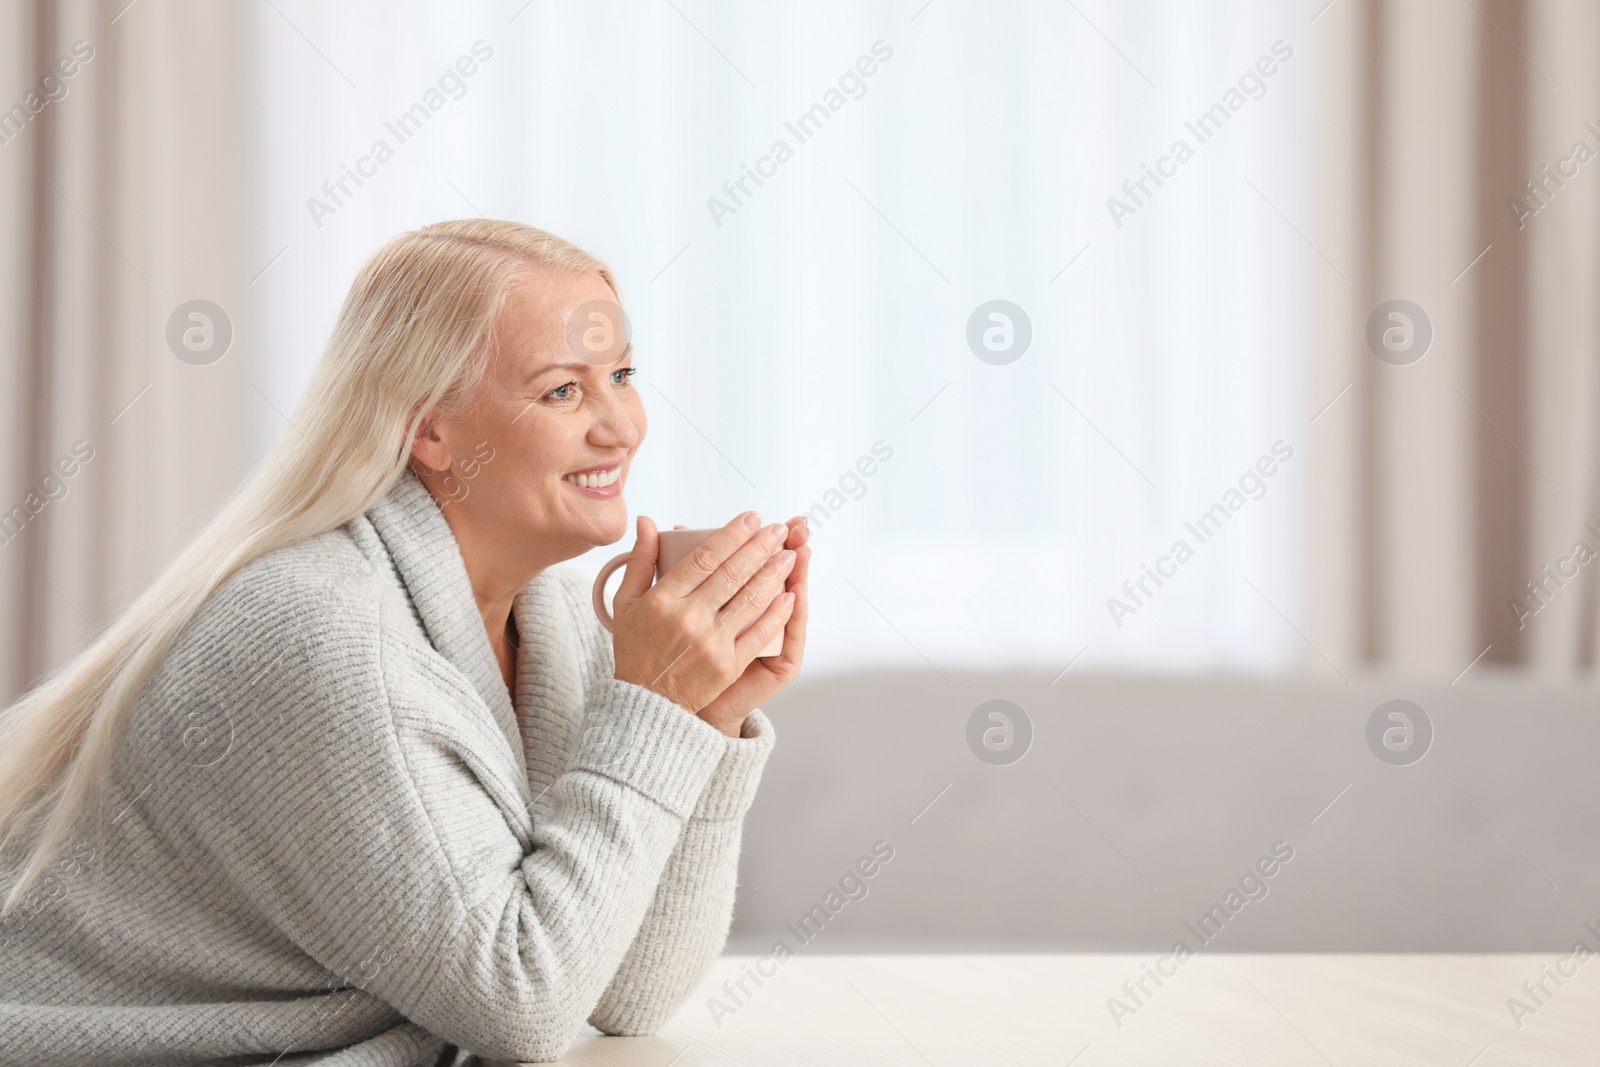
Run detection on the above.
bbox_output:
[514,953,1597,1066]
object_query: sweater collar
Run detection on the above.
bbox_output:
[365,467,527,782]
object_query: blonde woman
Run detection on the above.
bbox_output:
[0,221,812,1065]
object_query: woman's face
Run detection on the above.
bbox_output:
[411,268,647,576]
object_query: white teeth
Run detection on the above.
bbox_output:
[566,467,619,489]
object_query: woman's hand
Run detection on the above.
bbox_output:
[693,516,809,737]
[610,512,799,722]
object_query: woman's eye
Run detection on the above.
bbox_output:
[546,369,632,401]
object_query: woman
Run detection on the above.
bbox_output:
[0,220,812,1065]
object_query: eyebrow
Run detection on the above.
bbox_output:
[522,343,634,382]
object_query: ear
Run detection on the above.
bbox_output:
[409,411,454,473]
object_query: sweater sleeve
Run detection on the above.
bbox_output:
[152,617,733,1065]
[586,707,776,1035]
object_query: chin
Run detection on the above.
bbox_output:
[574,503,630,548]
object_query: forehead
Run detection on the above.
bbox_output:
[495,269,620,368]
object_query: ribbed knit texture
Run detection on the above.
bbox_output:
[0,469,775,1065]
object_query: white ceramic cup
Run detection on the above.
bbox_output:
[592,527,786,658]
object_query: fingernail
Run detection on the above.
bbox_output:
[777,549,796,566]
[744,512,762,529]
[768,523,787,540]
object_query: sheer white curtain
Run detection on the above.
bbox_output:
[254,0,1309,677]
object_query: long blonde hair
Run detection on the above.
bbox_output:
[0,220,616,908]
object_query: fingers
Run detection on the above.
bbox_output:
[774,542,809,664]
[733,590,796,663]
[614,515,659,610]
[717,547,797,633]
[690,521,790,614]
[654,511,762,598]
[788,541,811,598]
[784,516,810,551]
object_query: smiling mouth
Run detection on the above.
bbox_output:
[562,463,621,489]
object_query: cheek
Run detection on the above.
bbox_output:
[629,392,649,444]
[501,415,564,468]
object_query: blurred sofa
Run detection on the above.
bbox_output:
[730,670,1600,953]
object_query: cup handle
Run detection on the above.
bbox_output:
[591,551,634,633]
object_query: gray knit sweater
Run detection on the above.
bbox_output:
[0,469,776,1065]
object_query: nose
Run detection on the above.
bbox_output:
[587,380,642,451]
